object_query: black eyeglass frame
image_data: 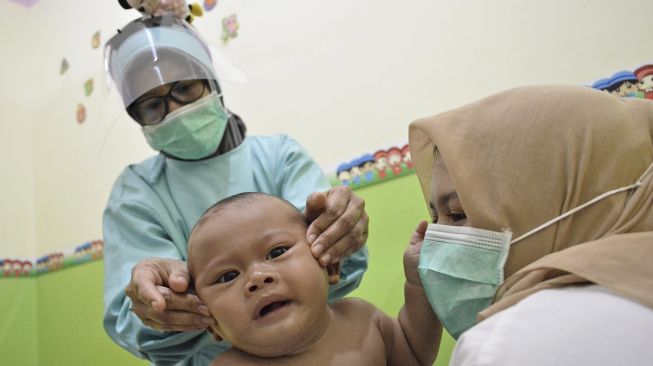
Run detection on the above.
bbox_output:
[127,79,212,125]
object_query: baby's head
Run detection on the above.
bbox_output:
[188,192,340,357]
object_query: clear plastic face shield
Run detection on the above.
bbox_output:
[104,15,219,109]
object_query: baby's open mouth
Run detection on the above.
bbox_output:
[259,300,291,318]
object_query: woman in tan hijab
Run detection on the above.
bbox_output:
[409,85,653,365]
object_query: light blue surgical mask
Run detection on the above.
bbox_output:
[419,162,653,339]
[418,224,511,339]
[142,92,228,160]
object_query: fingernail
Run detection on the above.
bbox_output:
[312,243,324,256]
[321,254,331,266]
[307,234,317,244]
[198,305,210,316]
[203,317,216,324]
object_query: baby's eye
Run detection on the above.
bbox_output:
[267,247,289,259]
[217,270,239,284]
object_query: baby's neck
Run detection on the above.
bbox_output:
[282,305,337,357]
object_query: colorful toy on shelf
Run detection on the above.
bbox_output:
[117,0,204,23]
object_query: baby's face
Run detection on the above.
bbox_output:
[190,198,330,357]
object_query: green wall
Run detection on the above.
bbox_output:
[36,262,146,366]
[351,174,456,366]
[0,278,38,366]
[0,173,454,365]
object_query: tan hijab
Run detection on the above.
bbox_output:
[409,85,653,320]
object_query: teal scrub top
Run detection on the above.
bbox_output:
[103,134,369,366]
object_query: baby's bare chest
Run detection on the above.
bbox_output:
[287,316,388,366]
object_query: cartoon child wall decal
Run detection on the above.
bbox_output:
[607,71,643,98]
[349,162,362,186]
[591,78,610,92]
[2,259,12,276]
[401,144,412,169]
[373,150,390,179]
[336,162,352,186]
[21,261,33,276]
[358,154,376,183]
[634,64,653,100]
[222,14,239,44]
[387,147,403,175]
[12,260,22,277]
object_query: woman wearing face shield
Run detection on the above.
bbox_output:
[103,16,369,366]
[409,85,653,365]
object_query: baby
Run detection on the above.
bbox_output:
[188,192,441,366]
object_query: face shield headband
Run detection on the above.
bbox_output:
[104,15,218,108]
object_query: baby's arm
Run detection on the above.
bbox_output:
[381,221,443,366]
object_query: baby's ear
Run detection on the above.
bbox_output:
[326,261,341,285]
[208,324,223,343]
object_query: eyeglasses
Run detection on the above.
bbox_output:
[128,79,208,125]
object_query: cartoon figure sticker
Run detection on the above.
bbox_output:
[204,0,217,11]
[92,31,101,49]
[84,78,94,97]
[77,104,86,124]
[635,65,653,100]
[606,71,642,98]
[401,144,413,169]
[222,14,239,44]
[387,147,403,175]
[60,58,69,75]
[358,154,376,183]
[336,162,352,186]
[373,150,390,179]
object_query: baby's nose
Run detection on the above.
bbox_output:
[248,274,274,293]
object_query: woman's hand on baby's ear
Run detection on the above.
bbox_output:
[125,258,215,332]
[304,186,369,267]
[404,220,428,286]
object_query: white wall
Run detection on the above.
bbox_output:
[1,0,652,255]
[0,3,36,258]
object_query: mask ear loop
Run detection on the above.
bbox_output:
[510,161,653,245]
